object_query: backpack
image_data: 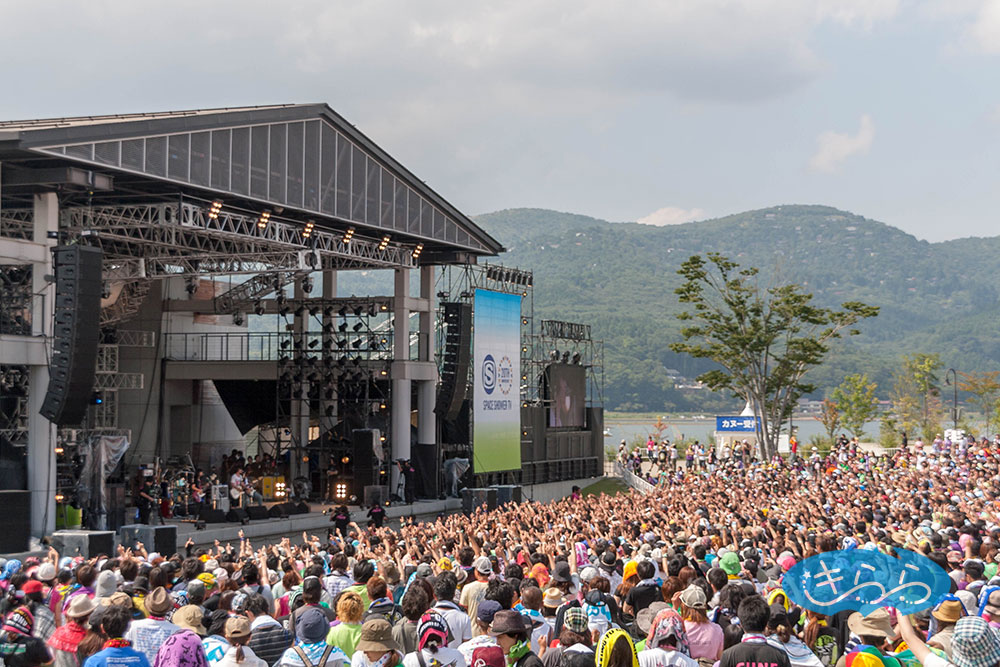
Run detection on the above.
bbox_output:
[293,645,336,667]
[364,601,403,626]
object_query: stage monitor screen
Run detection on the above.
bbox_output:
[547,363,586,428]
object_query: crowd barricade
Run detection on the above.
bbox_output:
[613,461,655,494]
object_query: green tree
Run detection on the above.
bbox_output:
[818,399,840,445]
[890,353,944,442]
[831,373,879,439]
[957,371,1000,436]
[669,253,879,458]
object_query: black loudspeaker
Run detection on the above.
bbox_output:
[40,245,103,426]
[0,491,31,553]
[494,485,522,506]
[293,501,310,515]
[267,503,291,518]
[120,524,177,556]
[105,484,126,532]
[246,506,268,521]
[352,429,380,488]
[436,303,472,423]
[412,443,439,499]
[199,508,227,524]
[461,487,497,515]
[52,530,115,558]
[226,508,248,523]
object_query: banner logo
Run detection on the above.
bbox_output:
[482,354,497,395]
[498,355,513,396]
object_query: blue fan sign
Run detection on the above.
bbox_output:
[783,548,951,616]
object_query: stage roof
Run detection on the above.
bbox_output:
[0,104,502,260]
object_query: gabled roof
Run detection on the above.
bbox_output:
[0,104,502,257]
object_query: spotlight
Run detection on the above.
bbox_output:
[550,350,559,361]
[323,322,334,334]
[413,243,424,258]
[352,339,363,349]
[308,338,319,349]
[352,321,363,332]
[338,306,348,317]
[522,318,528,325]
[354,306,364,317]
[337,339,347,349]
[90,392,103,405]
[55,446,64,455]
[343,227,355,243]
[208,200,223,220]
[280,339,291,350]
[101,283,111,299]
[254,301,265,316]
[294,305,305,317]
[232,311,244,326]
[302,220,315,240]
[352,357,362,367]
[338,322,348,332]
[257,210,271,229]
[436,291,449,299]
[572,352,582,364]
[276,293,286,305]
[378,234,390,251]
[55,493,65,503]
[334,483,348,500]
[562,351,570,363]
[302,276,314,293]
[279,305,290,317]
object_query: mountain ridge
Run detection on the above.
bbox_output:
[472,204,1000,412]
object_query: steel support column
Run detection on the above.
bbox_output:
[289,279,309,484]
[28,193,57,538]
[415,265,437,494]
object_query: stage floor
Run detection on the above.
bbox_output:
[167,497,463,549]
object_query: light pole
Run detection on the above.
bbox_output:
[945,368,958,431]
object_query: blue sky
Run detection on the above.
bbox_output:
[0,0,996,240]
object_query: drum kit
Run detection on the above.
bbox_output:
[150,456,203,519]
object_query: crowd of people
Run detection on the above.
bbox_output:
[2,436,1000,667]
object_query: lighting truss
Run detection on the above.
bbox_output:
[62,203,416,278]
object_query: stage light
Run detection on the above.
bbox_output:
[562,351,570,363]
[323,339,333,350]
[522,345,528,353]
[302,276,314,293]
[54,446,64,455]
[342,456,351,464]
[334,483,348,500]
[208,200,223,220]
[413,243,424,259]
[343,227,355,243]
[337,339,347,349]
[295,305,305,317]
[323,323,334,335]
[379,403,386,410]
[91,392,103,405]
[276,293,286,305]
[309,306,320,317]
[254,301,265,316]
[302,220,315,240]
[353,321,363,332]
[338,306,348,317]
[354,306,364,317]
[279,354,290,365]
[257,210,271,229]
[378,234,390,251]
[323,306,334,318]
[522,317,528,325]
[550,350,559,360]
[308,338,319,349]
[352,339,362,349]
[338,322,348,332]
[461,291,473,299]
[368,303,376,316]
[572,352,582,364]
[55,493,65,503]
[352,357,362,367]
[185,277,197,296]
[437,291,449,299]
[338,356,348,367]
[279,305,290,316]
[380,304,388,311]
[380,435,386,442]
[380,370,387,376]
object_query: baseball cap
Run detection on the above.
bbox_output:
[477,600,503,624]
[719,552,741,576]
[474,556,493,575]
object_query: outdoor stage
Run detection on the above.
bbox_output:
[165,476,596,550]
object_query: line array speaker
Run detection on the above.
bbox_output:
[40,245,103,426]
[0,491,31,554]
[435,303,472,423]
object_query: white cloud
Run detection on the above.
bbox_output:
[637,206,707,226]
[809,114,876,172]
[970,0,1000,52]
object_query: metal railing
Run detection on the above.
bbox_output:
[163,331,403,362]
[613,461,655,494]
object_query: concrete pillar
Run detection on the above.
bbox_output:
[28,193,58,537]
[391,269,411,495]
[415,266,437,494]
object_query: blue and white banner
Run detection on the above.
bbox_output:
[715,416,760,432]
[473,289,522,473]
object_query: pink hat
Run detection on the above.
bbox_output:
[778,556,797,571]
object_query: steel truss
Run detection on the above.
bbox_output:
[62,203,416,277]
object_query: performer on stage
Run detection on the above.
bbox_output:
[229,466,263,507]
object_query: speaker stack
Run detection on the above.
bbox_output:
[199,508,227,524]
[0,491,31,554]
[435,303,472,422]
[245,506,268,521]
[461,487,497,515]
[226,508,248,523]
[40,245,102,426]
[493,485,522,506]
[52,530,115,558]
[119,525,177,555]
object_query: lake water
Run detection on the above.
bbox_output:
[603,416,882,450]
